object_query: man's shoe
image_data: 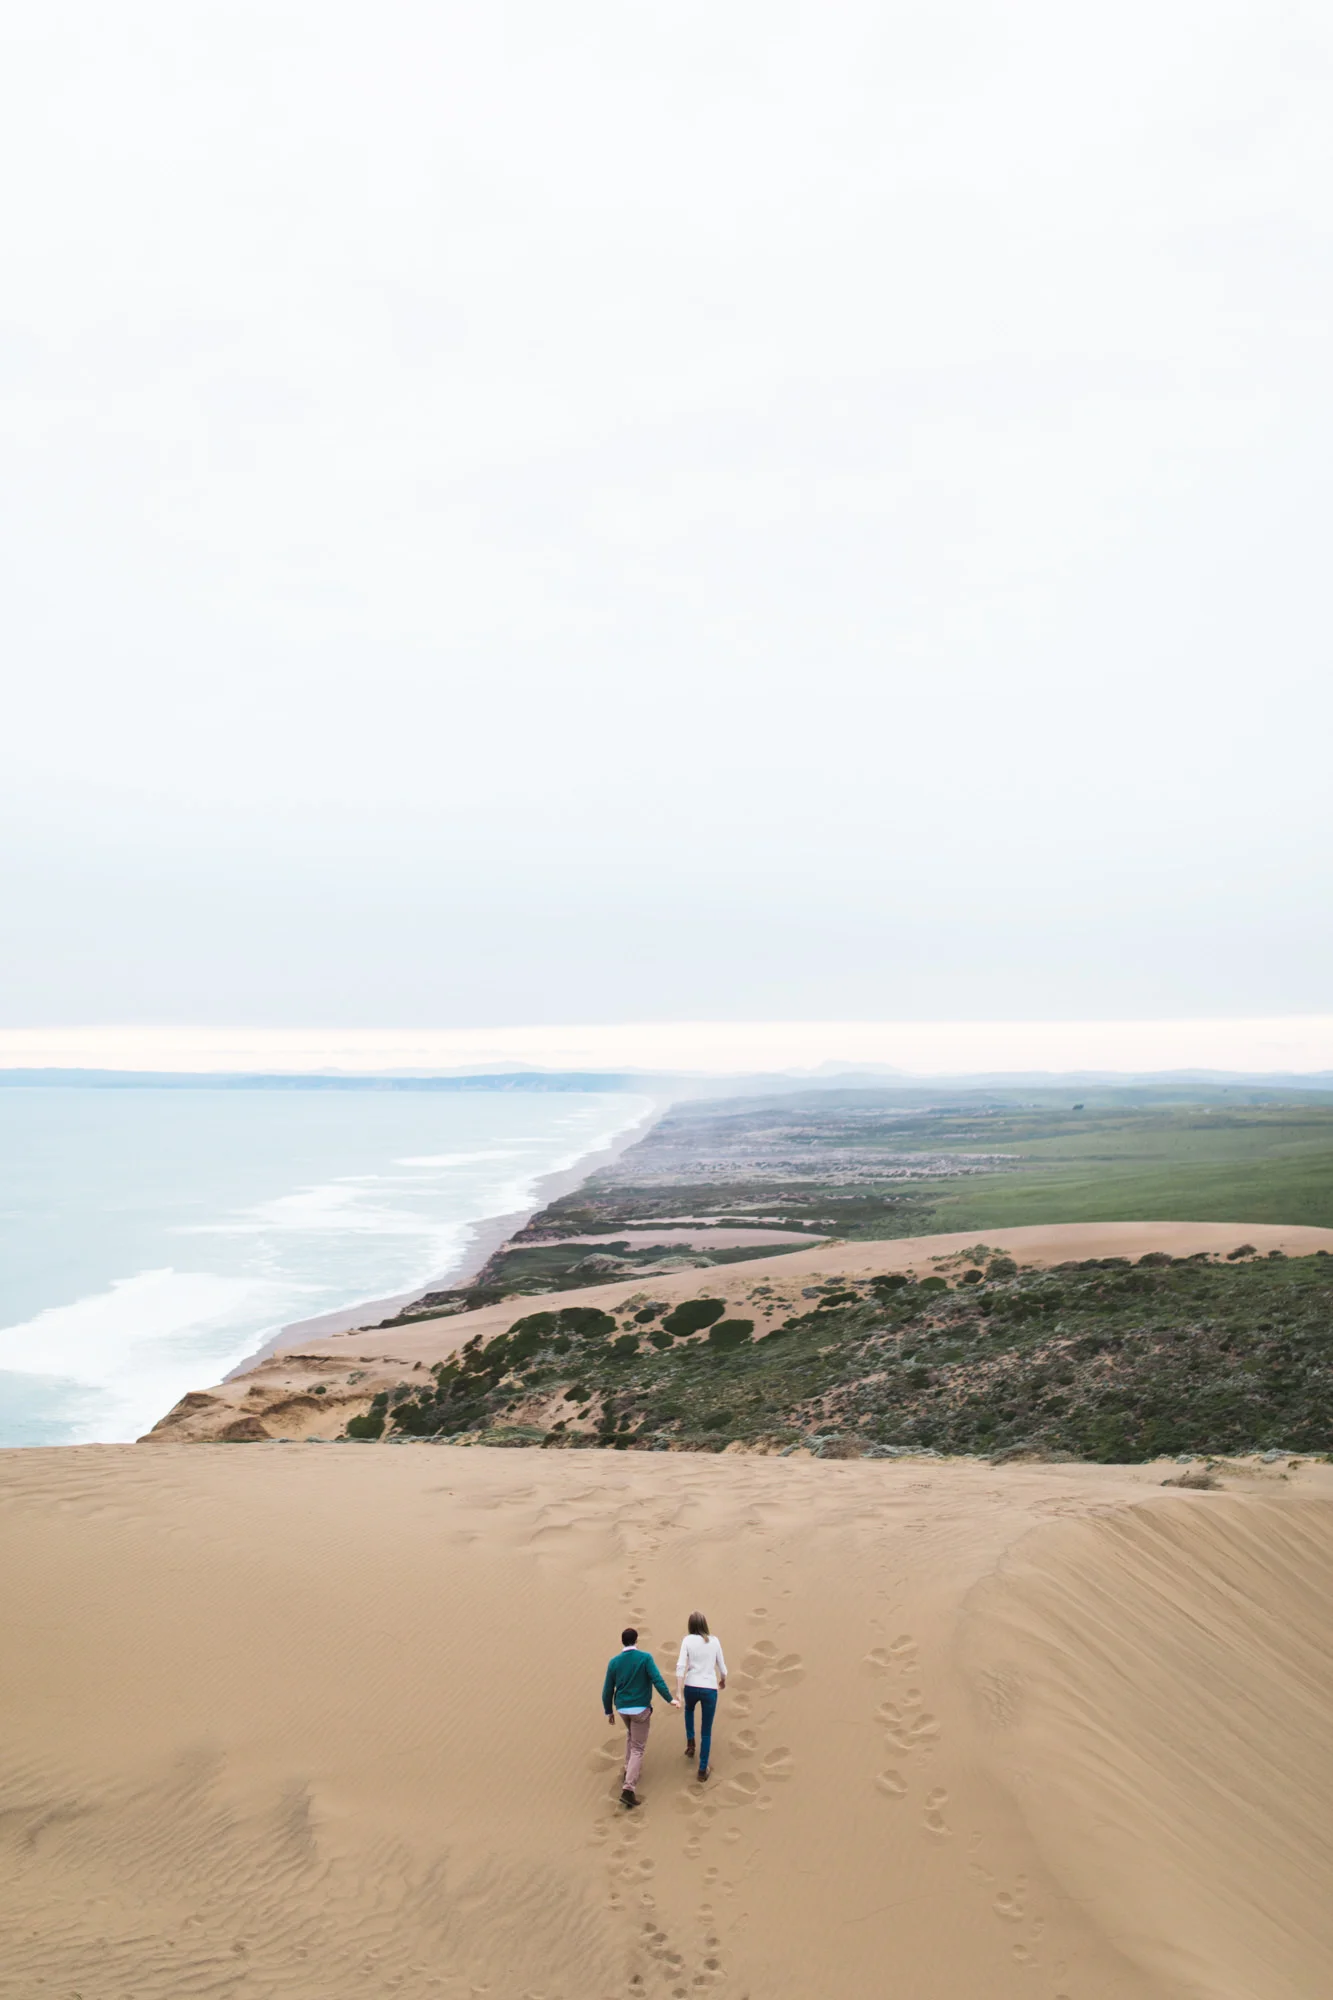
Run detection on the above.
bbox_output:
[620,1788,640,1808]
[697,1767,710,1783]
[685,1742,696,1759]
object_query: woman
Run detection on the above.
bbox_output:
[675,1611,727,1782]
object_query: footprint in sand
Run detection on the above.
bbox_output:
[907,1712,940,1750]
[760,1747,793,1782]
[864,1647,891,1676]
[923,1786,950,1837]
[738,1642,805,1696]
[877,1769,908,1798]
[732,1729,758,1758]
[723,1771,761,1807]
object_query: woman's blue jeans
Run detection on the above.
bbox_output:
[684,1686,718,1770]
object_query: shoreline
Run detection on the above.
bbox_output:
[222,1093,665,1381]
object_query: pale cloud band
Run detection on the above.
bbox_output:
[3,1020,1332,1078]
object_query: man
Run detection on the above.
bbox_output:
[601,1625,678,1808]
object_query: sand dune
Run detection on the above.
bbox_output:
[3,1442,1331,1997]
[149,1217,1333,1443]
[966,1494,1333,1999]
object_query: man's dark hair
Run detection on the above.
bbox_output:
[621,1626,638,1646]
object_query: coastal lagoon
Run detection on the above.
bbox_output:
[0,1084,649,1447]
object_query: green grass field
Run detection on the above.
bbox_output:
[528,1089,1333,1244]
[897,1102,1333,1234]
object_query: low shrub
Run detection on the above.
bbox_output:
[346,1391,388,1441]
[708,1318,755,1351]
[508,1311,558,1341]
[558,1307,618,1339]
[662,1298,727,1337]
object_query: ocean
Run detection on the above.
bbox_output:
[0,1083,650,1447]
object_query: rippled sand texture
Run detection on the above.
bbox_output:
[2,1444,1330,1998]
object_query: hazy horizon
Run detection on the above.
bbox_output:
[3,2,1330,1026]
[5,1017,1333,1078]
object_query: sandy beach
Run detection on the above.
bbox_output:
[3,1440,1331,1998]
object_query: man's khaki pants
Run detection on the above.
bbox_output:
[620,1709,652,1792]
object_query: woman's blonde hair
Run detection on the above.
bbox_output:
[687,1610,710,1637]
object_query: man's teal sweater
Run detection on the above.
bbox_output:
[603,1647,672,1716]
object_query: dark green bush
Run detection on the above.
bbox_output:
[389,1398,437,1435]
[662,1298,727,1337]
[986,1257,1019,1280]
[708,1319,754,1351]
[507,1323,548,1363]
[647,1329,674,1350]
[700,1409,733,1430]
[558,1307,618,1339]
[345,1413,384,1439]
[609,1334,640,1360]
[508,1311,558,1341]
[346,1391,388,1440]
[918,1276,949,1294]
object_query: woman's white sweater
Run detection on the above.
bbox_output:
[676,1633,727,1688]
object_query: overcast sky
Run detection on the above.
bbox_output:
[3,0,1330,1028]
